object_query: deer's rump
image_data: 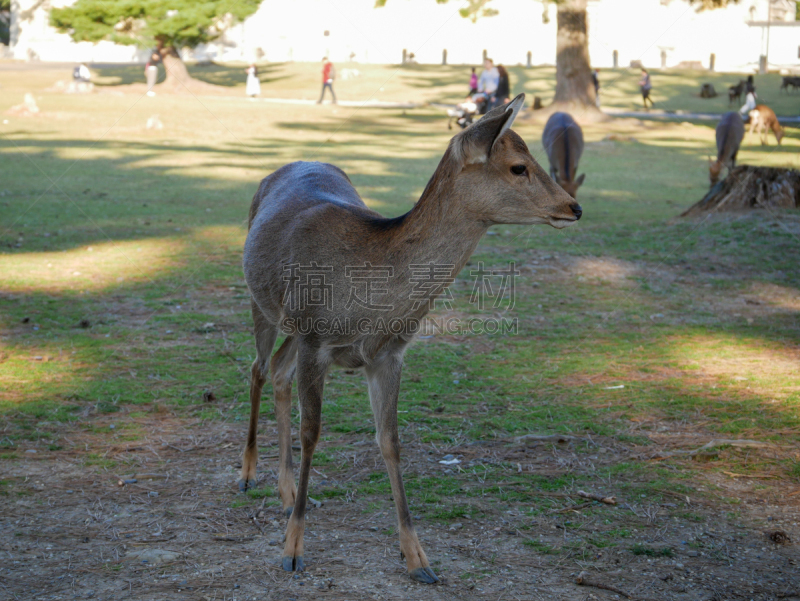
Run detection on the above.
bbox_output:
[542,112,584,181]
[716,111,744,164]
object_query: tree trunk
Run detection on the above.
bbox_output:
[554,0,594,106]
[529,0,605,122]
[157,44,194,89]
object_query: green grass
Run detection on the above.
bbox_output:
[0,62,799,499]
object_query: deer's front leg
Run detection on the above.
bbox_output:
[366,352,439,584]
[281,341,327,573]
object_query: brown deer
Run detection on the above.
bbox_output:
[542,111,586,199]
[709,111,744,186]
[748,104,784,146]
[239,94,581,583]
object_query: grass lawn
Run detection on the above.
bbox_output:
[1,61,799,600]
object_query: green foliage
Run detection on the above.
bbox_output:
[50,0,260,50]
[687,0,739,9]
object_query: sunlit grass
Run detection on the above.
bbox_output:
[0,238,185,293]
[0,63,798,487]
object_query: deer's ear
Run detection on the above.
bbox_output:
[459,93,525,165]
[491,94,525,152]
[576,173,586,187]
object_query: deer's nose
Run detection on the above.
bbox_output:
[570,203,582,220]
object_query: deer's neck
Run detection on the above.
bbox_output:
[383,172,487,287]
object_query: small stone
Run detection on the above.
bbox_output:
[148,491,159,498]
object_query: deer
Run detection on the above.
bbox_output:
[239,94,581,584]
[748,104,784,146]
[728,80,745,105]
[541,111,586,199]
[708,111,744,186]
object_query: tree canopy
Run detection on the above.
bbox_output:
[377,0,741,22]
[50,0,260,50]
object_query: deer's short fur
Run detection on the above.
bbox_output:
[541,111,586,199]
[748,104,784,146]
[709,111,744,186]
[239,95,581,583]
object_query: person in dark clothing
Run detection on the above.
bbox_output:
[591,68,600,107]
[639,68,654,108]
[493,65,510,108]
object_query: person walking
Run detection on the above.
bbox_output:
[639,68,654,109]
[245,64,261,98]
[468,67,478,95]
[477,57,499,114]
[317,57,337,104]
[145,53,159,97]
[591,68,600,107]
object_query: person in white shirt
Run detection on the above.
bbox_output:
[478,58,499,96]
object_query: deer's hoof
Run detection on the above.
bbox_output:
[282,555,305,572]
[409,567,440,584]
[237,478,256,492]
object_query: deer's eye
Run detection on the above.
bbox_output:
[511,165,527,176]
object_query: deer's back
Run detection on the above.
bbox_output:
[542,112,584,181]
[243,161,399,326]
[754,104,778,127]
[716,112,744,162]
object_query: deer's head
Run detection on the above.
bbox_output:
[445,94,582,228]
[552,170,586,200]
[776,127,785,145]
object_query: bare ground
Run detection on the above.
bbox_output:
[1,410,798,601]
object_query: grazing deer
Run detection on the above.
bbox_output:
[779,76,800,94]
[239,94,581,583]
[748,104,784,146]
[708,111,744,186]
[542,111,586,199]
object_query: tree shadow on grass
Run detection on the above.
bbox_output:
[1,113,798,439]
[91,62,293,89]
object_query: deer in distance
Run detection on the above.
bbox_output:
[239,94,581,583]
[542,111,586,199]
[748,104,784,146]
[709,111,744,186]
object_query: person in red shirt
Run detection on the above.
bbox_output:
[317,57,337,104]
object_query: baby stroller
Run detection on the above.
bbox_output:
[446,95,488,130]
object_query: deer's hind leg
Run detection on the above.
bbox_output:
[282,340,329,572]
[270,335,299,516]
[239,301,278,491]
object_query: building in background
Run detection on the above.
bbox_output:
[4,0,799,72]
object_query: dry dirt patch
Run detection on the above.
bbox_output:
[1,411,799,601]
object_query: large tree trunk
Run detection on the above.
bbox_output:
[554,0,595,106]
[157,44,195,89]
[530,0,605,123]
